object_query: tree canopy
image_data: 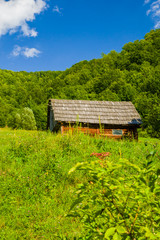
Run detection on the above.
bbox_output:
[0,29,160,137]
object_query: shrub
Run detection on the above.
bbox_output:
[8,107,37,130]
[68,152,160,239]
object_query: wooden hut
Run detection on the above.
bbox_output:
[47,99,142,139]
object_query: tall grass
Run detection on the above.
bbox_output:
[0,129,159,239]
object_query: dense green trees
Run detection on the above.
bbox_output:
[0,29,160,137]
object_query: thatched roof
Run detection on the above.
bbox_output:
[49,99,142,126]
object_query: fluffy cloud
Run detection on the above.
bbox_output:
[12,45,41,58]
[0,0,47,37]
[145,0,160,28]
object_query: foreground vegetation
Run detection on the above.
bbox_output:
[0,128,160,239]
[0,29,160,137]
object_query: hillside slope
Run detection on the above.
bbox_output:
[0,29,160,137]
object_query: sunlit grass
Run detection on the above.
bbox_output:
[0,128,159,239]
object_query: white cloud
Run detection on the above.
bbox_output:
[53,5,63,14]
[23,47,41,58]
[12,45,41,58]
[12,45,22,57]
[0,0,47,37]
[145,0,160,28]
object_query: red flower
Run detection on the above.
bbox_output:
[90,152,110,160]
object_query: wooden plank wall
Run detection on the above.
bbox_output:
[61,126,130,139]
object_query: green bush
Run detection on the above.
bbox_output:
[68,152,160,239]
[8,107,37,130]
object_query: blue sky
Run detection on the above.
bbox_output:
[0,0,159,72]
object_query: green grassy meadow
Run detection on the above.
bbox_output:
[0,128,160,239]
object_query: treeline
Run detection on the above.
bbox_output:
[0,29,160,137]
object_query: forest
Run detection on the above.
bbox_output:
[0,29,160,137]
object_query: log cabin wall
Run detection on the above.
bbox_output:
[60,123,137,139]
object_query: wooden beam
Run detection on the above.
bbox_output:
[61,125,64,135]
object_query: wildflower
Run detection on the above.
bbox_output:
[90,152,110,167]
[90,152,110,160]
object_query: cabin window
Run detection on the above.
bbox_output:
[112,129,123,135]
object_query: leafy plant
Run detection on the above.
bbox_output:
[68,153,160,239]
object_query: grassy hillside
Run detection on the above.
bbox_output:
[0,129,160,239]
